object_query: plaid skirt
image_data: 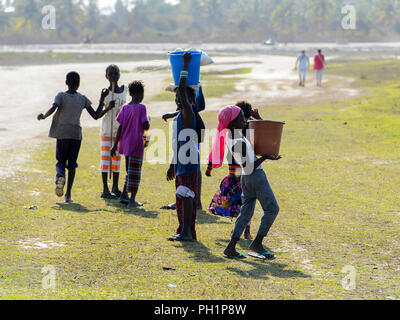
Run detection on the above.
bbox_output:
[124,156,143,195]
[175,172,198,240]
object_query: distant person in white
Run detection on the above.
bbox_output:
[295,50,310,87]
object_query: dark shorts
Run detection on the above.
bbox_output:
[56,139,82,179]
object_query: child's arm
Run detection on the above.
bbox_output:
[95,100,116,119]
[196,86,206,113]
[111,125,122,157]
[162,112,179,122]
[178,52,194,129]
[37,103,58,121]
[250,108,263,120]
[166,163,175,181]
[232,141,281,175]
[86,89,115,120]
[143,121,150,131]
[205,162,213,177]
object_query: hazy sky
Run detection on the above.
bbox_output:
[98,0,177,11]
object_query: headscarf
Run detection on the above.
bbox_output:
[208,105,241,169]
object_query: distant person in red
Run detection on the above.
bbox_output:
[314,49,327,87]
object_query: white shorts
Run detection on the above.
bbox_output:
[316,69,324,82]
[299,69,307,79]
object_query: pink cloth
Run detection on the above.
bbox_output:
[208,106,241,169]
[116,104,148,157]
[314,54,325,70]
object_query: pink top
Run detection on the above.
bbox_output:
[116,104,148,157]
[314,54,325,70]
[208,105,241,169]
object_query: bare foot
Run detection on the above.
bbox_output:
[64,194,74,203]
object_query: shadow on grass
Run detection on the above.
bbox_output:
[214,238,311,280]
[226,259,311,280]
[196,210,232,225]
[122,207,160,219]
[53,203,91,213]
[101,199,160,219]
[176,241,226,263]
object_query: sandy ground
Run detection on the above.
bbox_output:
[0,54,364,178]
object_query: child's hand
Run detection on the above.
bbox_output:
[162,114,169,122]
[109,100,116,109]
[251,108,261,120]
[111,146,117,157]
[101,88,110,101]
[183,52,192,68]
[166,165,175,181]
[37,113,45,121]
[205,170,212,177]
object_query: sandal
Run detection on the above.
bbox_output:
[225,252,246,260]
[248,251,276,261]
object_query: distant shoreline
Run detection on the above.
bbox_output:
[0,52,166,67]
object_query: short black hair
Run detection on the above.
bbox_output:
[66,72,80,87]
[129,80,144,97]
[106,64,120,75]
[318,49,322,53]
[236,100,252,119]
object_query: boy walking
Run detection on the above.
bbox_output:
[37,72,114,203]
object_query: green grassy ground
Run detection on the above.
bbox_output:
[0,61,399,300]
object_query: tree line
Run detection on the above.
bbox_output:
[1,0,400,44]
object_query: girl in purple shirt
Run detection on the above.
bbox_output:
[111,81,150,208]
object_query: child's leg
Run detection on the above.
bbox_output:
[55,140,68,197]
[111,149,121,195]
[225,175,256,256]
[232,195,257,239]
[55,139,67,181]
[101,172,110,196]
[100,136,112,195]
[120,156,129,201]
[249,170,279,256]
[171,173,197,241]
[126,156,143,207]
[64,139,82,202]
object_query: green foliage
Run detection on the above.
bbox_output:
[1,0,400,43]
